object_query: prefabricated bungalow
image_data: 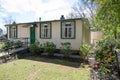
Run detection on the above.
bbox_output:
[5,18,90,50]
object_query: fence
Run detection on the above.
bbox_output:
[9,37,30,48]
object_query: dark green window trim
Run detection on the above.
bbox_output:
[40,22,52,39]
[61,20,76,39]
[9,26,11,38]
[7,27,8,39]
[9,25,18,39]
[16,25,18,38]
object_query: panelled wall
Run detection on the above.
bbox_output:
[7,19,90,50]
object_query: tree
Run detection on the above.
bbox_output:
[90,0,120,76]
[67,0,97,25]
[90,0,120,39]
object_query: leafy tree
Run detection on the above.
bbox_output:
[88,0,120,75]
[89,0,120,39]
[70,0,120,39]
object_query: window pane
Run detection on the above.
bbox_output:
[65,27,67,37]
[68,27,72,37]
[46,28,48,38]
[10,26,17,38]
[40,23,51,39]
[61,21,75,39]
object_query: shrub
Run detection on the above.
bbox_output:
[0,40,24,52]
[11,53,19,59]
[0,55,9,59]
[42,42,56,56]
[1,41,12,51]
[94,38,119,73]
[79,43,91,60]
[61,42,71,57]
[0,43,5,52]
[14,40,23,48]
[94,38,116,63]
[9,41,15,50]
[29,42,41,55]
[79,43,91,67]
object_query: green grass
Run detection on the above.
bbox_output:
[0,56,91,80]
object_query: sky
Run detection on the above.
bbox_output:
[0,0,78,33]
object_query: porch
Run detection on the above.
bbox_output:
[0,37,30,57]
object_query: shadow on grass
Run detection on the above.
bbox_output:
[16,52,88,68]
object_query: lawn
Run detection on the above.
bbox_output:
[0,56,91,80]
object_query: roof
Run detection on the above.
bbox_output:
[5,18,84,26]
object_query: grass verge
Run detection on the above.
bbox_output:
[0,56,91,80]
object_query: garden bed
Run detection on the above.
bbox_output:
[0,53,87,64]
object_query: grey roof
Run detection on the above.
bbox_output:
[5,18,84,26]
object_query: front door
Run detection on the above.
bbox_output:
[30,27,35,44]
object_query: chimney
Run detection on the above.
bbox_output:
[12,21,16,25]
[60,15,65,20]
[39,17,41,21]
[12,21,16,24]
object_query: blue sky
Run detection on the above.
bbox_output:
[0,0,78,32]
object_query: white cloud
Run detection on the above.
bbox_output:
[0,0,77,32]
[1,0,39,13]
[1,0,72,20]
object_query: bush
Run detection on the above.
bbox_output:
[2,41,14,51]
[0,43,5,52]
[94,38,116,63]
[0,55,9,59]
[1,40,23,52]
[14,40,23,48]
[42,42,56,56]
[29,42,41,55]
[94,38,118,73]
[79,43,91,60]
[61,42,71,57]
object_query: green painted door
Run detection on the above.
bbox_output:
[30,27,35,44]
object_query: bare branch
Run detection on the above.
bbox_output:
[68,0,97,25]
[2,16,15,24]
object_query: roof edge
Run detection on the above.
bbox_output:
[5,18,84,26]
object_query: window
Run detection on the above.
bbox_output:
[40,23,51,39]
[9,26,17,38]
[61,21,75,39]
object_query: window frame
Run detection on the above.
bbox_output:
[40,22,52,39]
[9,25,17,39]
[61,20,76,39]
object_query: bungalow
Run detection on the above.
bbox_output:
[5,18,90,50]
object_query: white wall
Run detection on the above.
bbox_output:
[7,19,91,50]
[91,31,104,44]
[36,20,83,50]
[18,25,30,38]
